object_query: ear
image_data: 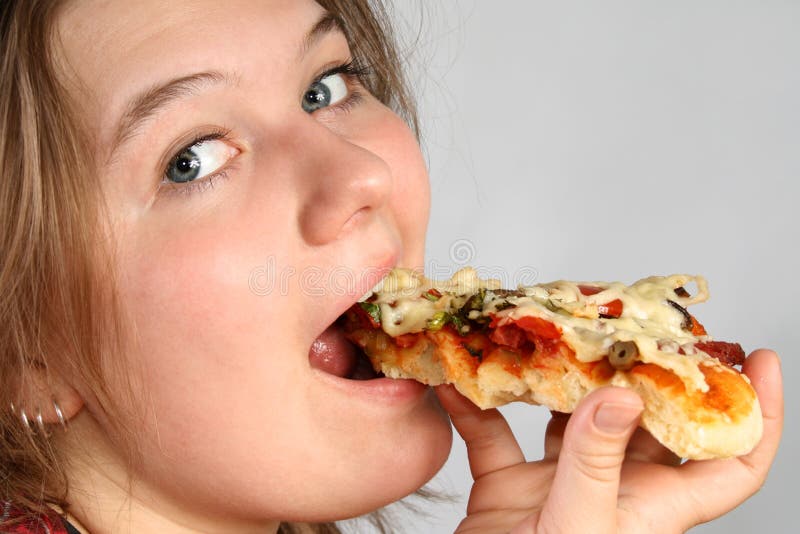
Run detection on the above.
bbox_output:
[15,365,84,429]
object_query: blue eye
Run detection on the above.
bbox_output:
[166,139,237,183]
[302,73,349,113]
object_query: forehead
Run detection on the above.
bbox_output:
[56,0,326,138]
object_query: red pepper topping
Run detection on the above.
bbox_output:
[490,324,530,349]
[353,302,381,329]
[598,299,623,319]
[695,341,746,367]
[689,315,707,336]
[578,284,603,296]
[423,288,443,301]
[513,316,562,340]
[394,334,417,348]
[578,286,622,318]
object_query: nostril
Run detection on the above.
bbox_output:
[339,206,372,235]
[298,198,375,246]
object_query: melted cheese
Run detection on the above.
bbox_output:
[370,268,714,392]
[376,267,500,336]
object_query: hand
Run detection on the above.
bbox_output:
[435,349,783,534]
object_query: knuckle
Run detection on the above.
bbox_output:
[739,456,769,491]
[564,445,623,483]
[465,420,513,451]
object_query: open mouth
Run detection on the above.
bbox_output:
[308,320,383,380]
[308,276,388,381]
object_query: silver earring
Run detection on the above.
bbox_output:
[9,401,16,414]
[19,407,32,431]
[52,398,68,431]
[35,407,50,436]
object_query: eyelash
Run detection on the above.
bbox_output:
[313,59,371,115]
[158,59,372,199]
[158,129,233,198]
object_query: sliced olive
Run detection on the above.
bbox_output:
[462,288,486,312]
[608,340,639,370]
[674,286,690,298]
[666,299,692,330]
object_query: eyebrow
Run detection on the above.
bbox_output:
[106,12,345,162]
[108,71,235,160]
[300,12,345,60]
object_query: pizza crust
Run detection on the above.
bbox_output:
[348,328,762,460]
[346,269,762,460]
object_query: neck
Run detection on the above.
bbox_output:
[49,505,89,534]
[59,412,281,534]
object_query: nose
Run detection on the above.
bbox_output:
[295,125,392,246]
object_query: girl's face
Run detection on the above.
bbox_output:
[57,0,450,529]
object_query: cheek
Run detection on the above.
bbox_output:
[110,212,328,509]
[113,208,302,435]
[111,223,453,519]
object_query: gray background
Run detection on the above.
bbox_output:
[378,1,798,533]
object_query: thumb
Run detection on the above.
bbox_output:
[537,387,643,533]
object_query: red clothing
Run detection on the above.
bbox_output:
[1,503,77,534]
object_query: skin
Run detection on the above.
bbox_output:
[435,349,783,533]
[54,0,449,532]
[44,1,783,533]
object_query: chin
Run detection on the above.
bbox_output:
[288,266,454,521]
[286,390,453,523]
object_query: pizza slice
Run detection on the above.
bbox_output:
[343,268,762,460]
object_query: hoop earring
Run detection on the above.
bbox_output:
[52,398,68,432]
[35,407,51,437]
[19,407,32,432]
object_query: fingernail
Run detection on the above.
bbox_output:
[594,402,642,434]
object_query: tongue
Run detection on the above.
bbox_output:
[308,324,358,378]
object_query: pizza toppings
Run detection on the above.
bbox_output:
[608,340,639,370]
[598,299,624,319]
[489,323,533,351]
[354,302,381,329]
[689,315,708,336]
[667,299,694,331]
[423,288,443,301]
[343,268,760,460]
[578,284,603,296]
[695,341,746,367]
[346,268,737,393]
[426,311,450,331]
[512,316,562,341]
[674,286,691,298]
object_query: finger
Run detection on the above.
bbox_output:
[435,384,525,480]
[542,412,681,466]
[543,411,569,460]
[739,349,784,470]
[462,461,556,515]
[625,427,682,466]
[677,349,783,525]
[537,387,643,533]
[547,414,679,466]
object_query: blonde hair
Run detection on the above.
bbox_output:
[0,0,121,521]
[0,0,417,532]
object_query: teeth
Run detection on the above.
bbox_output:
[358,275,387,302]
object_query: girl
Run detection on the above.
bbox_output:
[0,1,783,532]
